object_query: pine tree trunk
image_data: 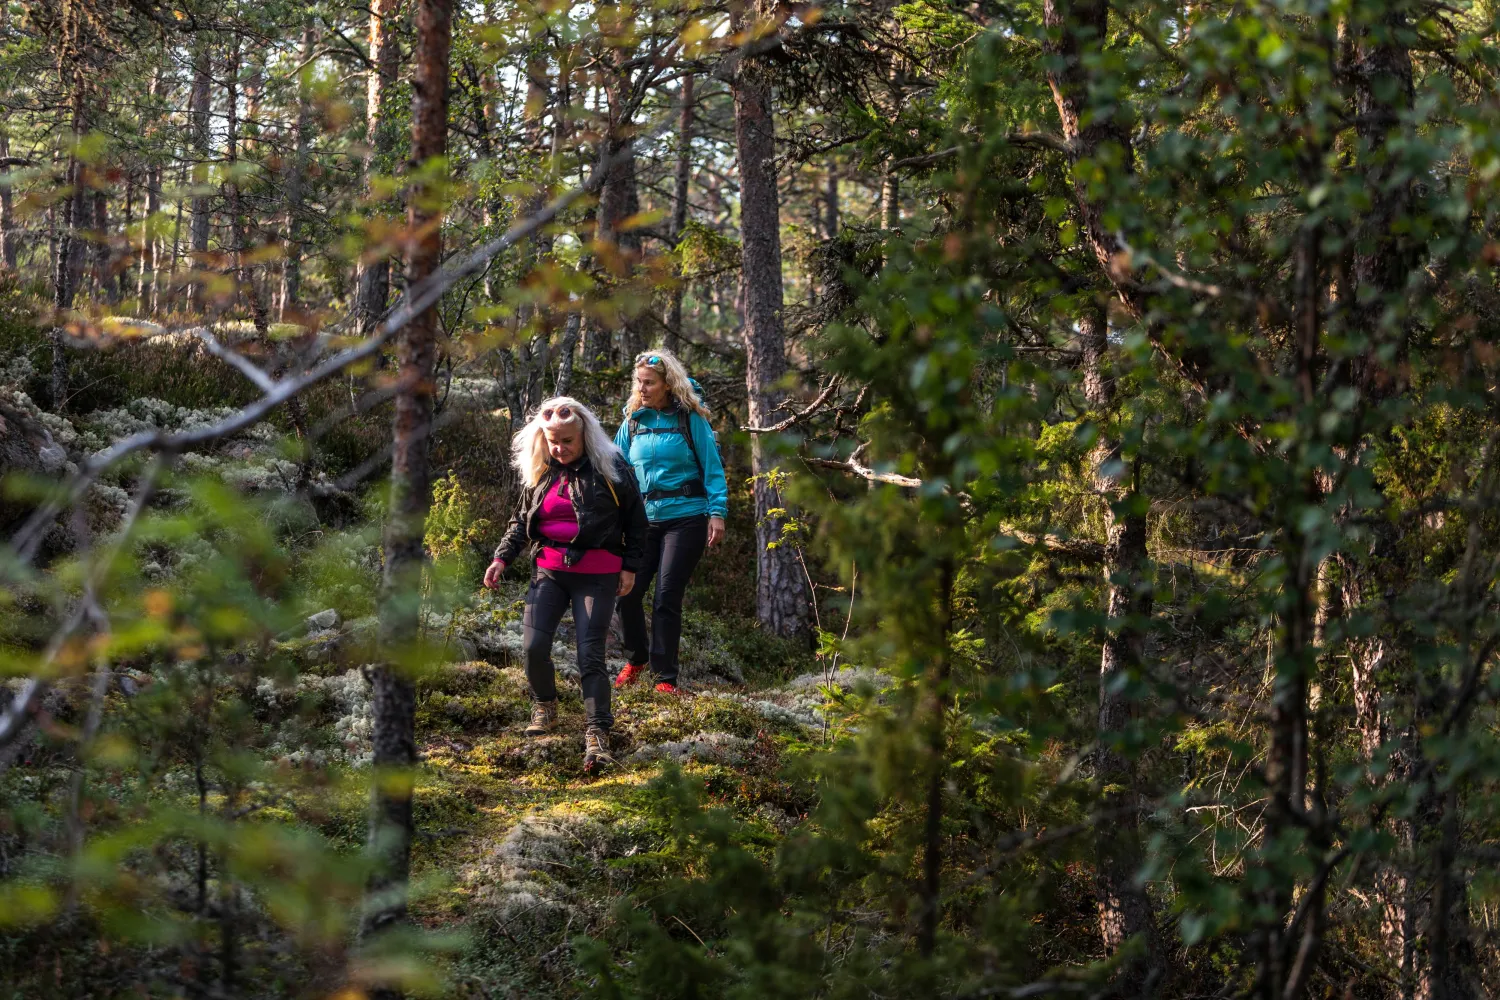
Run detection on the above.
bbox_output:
[824,159,839,239]
[363,0,451,951]
[0,134,16,272]
[731,2,811,640]
[555,311,580,397]
[224,37,268,337]
[1080,302,1162,981]
[598,143,642,363]
[139,164,160,311]
[667,73,695,357]
[355,0,402,335]
[0,0,11,272]
[98,187,121,304]
[52,85,90,410]
[880,168,899,230]
[187,42,213,315]
[281,18,315,319]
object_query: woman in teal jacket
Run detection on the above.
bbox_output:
[612,350,728,693]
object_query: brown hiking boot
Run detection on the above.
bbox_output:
[525,700,558,737]
[583,727,613,776]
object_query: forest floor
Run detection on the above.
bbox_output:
[282,583,850,998]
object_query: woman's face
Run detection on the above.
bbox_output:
[635,366,669,409]
[545,425,583,465]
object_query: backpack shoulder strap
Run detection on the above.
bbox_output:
[678,407,704,481]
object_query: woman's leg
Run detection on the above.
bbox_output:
[570,573,619,731]
[649,515,709,685]
[521,573,570,703]
[617,520,664,667]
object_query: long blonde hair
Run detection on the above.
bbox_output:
[511,396,624,487]
[624,349,711,420]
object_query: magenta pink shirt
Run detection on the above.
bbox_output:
[535,474,624,574]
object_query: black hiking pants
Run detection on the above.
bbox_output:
[617,514,708,686]
[523,569,618,730]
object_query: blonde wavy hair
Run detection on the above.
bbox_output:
[511,396,624,487]
[624,349,711,420]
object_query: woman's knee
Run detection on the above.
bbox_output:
[522,626,554,664]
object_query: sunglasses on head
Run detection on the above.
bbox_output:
[639,355,663,368]
[541,404,574,421]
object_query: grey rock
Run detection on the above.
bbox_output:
[306,609,341,631]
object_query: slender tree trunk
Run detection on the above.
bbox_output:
[363,0,451,952]
[880,168,899,230]
[138,167,160,310]
[355,0,402,335]
[824,159,839,239]
[281,18,315,319]
[666,73,695,357]
[0,0,11,271]
[187,42,213,314]
[1079,301,1162,982]
[731,2,811,640]
[0,134,15,271]
[167,161,185,307]
[224,37,269,337]
[52,85,90,410]
[91,189,111,302]
[597,147,642,363]
[555,311,580,397]
[137,66,164,313]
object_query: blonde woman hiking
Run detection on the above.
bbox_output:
[612,350,729,695]
[484,397,648,775]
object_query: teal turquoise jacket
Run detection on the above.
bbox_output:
[614,405,729,524]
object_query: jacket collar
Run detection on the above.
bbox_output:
[546,453,591,478]
[629,402,682,422]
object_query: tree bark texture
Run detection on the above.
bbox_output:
[363,0,451,949]
[355,0,403,335]
[224,37,269,337]
[0,134,16,271]
[667,73,695,357]
[51,85,90,410]
[731,3,812,640]
[1079,303,1162,980]
[880,168,899,231]
[187,42,213,315]
[0,0,11,271]
[824,160,839,240]
[281,18,315,319]
[138,162,161,312]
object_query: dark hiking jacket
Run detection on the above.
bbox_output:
[493,453,648,573]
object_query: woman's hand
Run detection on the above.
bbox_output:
[707,517,725,547]
[617,570,636,597]
[483,559,506,589]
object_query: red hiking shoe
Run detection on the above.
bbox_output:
[614,663,645,689]
[654,682,679,695]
